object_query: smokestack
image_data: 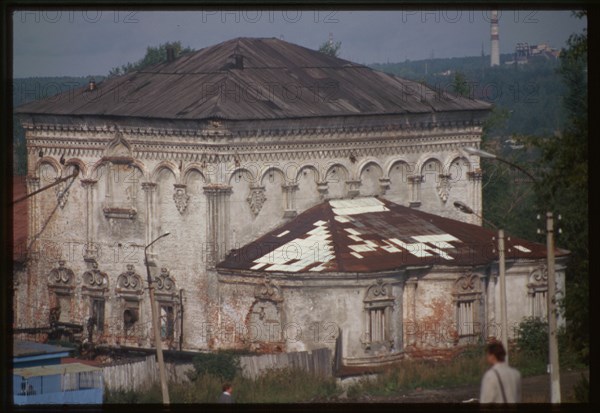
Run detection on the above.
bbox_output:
[166,46,176,62]
[490,10,500,67]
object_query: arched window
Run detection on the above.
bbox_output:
[453,273,483,338]
[363,279,394,350]
[528,266,548,319]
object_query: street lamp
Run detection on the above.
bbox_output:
[453,201,509,363]
[462,146,561,403]
[144,232,171,405]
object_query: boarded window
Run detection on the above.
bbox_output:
[56,294,71,323]
[160,305,174,339]
[453,273,482,338]
[91,298,105,332]
[531,290,547,319]
[363,279,394,348]
[367,307,389,343]
[457,300,476,336]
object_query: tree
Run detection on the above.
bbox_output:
[534,11,588,362]
[318,40,341,57]
[108,41,194,77]
[451,71,469,97]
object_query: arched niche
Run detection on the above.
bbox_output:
[359,161,384,197]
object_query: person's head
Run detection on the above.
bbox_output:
[223,383,233,394]
[486,341,506,365]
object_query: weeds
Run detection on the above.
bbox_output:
[346,346,488,399]
[105,368,341,403]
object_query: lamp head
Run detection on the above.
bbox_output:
[453,201,474,214]
[462,147,497,159]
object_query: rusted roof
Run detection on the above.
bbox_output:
[13,363,101,379]
[16,37,490,121]
[217,197,567,274]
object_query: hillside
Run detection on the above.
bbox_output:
[370,53,566,138]
[13,76,104,175]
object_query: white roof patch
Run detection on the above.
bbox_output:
[330,198,389,216]
[513,245,531,253]
[252,221,335,272]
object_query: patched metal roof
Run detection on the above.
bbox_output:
[16,37,490,121]
[218,197,567,274]
[13,363,101,379]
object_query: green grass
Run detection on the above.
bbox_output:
[104,345,588,403]
[346,346,488,399]
[104,368,341,403]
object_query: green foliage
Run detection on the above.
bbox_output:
[371,54,566,138]
[108,41,194,77]
[235,368,340,403]
[13,77,104,174]
[105,368,341,403]
[346,346,488,399]
[318,40,342,57]
[189,350,241,382]
[104,385,162,403]
[534,11,588,365]
[572,373,589,403]
[451,71,469,97]
[515,317,548,359]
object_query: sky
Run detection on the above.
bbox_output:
[13,9,586,78]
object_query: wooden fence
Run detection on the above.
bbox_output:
[102,347,333,391]
[102,356,193,392]
[239,348,332,380]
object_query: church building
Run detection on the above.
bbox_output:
[15,37,564,365]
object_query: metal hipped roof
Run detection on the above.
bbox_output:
[217,197,567,274]
[16,37,491,121]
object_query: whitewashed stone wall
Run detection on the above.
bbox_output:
[19,116,486,352]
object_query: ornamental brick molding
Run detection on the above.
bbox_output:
[154,267,176,293]
[48,260,75,286]
[437,174,452,203]
[54,180,70,209]
[247,186,267,216]
[173,184,190,214]
[117,264,144,294]
[254,276,283,303]
[82,262,109,290]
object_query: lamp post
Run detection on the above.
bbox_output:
[462,146,561,403]
[144,232,171,405]
[454,201,508,363]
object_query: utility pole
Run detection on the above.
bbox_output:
[144,233,171,405]
[498,228,509,363]
[546,212,561,403]
[461,146,562,403]
[454,201,508,361]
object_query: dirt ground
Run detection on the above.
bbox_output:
[342,370,589,403]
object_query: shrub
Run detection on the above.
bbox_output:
[515,317,548,359]
[572,373,589,403]
[189,350,241,382]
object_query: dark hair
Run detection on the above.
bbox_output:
[486,341,506,362]
[222,383,232,392]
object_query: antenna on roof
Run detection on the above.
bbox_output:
[231,41,244,70]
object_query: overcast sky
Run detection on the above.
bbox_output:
[13,9,586,78]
